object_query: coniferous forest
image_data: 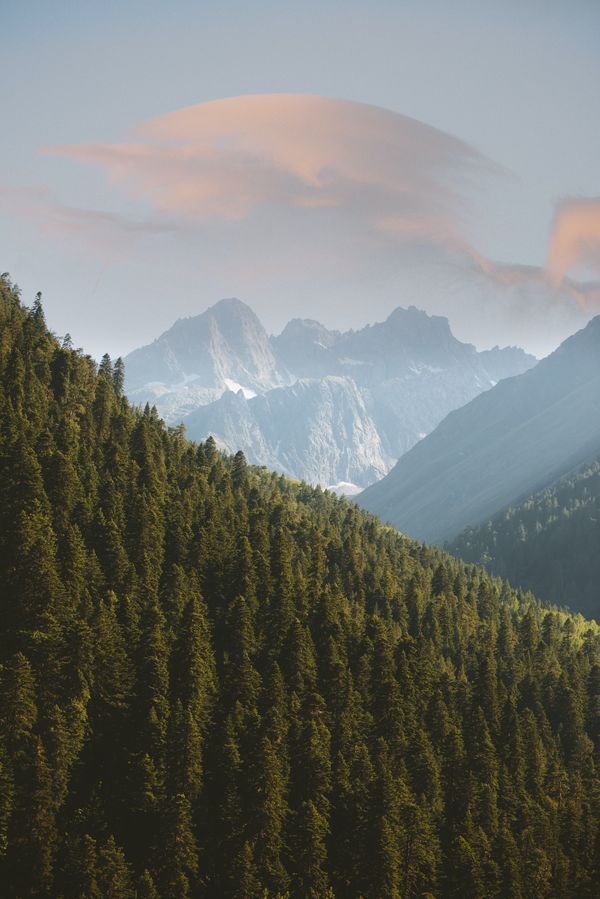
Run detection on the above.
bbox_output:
[448,461,600,622]
[2,272,600,899]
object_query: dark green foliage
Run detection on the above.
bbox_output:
[448,459,600,620]
[1,274,600,896]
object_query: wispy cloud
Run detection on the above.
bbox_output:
[0,185,173,261]
[471,255,600,310]
[546,197,600,286]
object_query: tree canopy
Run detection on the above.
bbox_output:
[1,274,600,897]
[449,460,600,621]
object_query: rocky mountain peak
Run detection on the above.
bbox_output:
[124,296,280,396]
[380,305,461,350]
[124,295,537,490]
[276,317,340,346]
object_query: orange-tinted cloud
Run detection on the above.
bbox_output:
[0,185,173,261]
[44,94,493,248]
[546,197,600,286]
[470,254,600,310]
[23,95,600,356]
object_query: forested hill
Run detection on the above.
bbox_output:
[1,273,600,898]
[448,459,600,621]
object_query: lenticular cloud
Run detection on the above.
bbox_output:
[45,94,492,251]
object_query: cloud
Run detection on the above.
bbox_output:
[470,254,600,310]
[44,93,494,251]
[8,94,596,358]
[546,197,600,286]
[0,185,173,261]
[359,241,599,357]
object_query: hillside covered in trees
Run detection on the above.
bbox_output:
[448,460,600,622]
[1,272,600,898]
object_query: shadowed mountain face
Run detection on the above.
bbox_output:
[358,316,600,543]
[125,299,535,489]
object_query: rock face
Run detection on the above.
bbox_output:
[125,297,285,418]
[183,376,393,488]
[357,316,600,542]
[125,298,536,489]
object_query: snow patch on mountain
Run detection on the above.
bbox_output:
[326,482,363,497]
[223,378,257,399]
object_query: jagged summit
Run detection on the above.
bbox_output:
[155,296,258,338]
[123,296,536,489]
[124,296,281,399]
[275,316,340,346]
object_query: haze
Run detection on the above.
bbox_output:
[1,0,599,359]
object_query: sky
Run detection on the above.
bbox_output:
[1,0,599,358]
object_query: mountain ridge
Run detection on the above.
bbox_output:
[125,298,536,488]
[125,296,285,399]
[357,315,600,542]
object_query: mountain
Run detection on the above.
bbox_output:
[2,274,600,897]
[271,317,342,379]
[273,304,533,388]
[127,301,535,489]
[358,315,600,544]
[182,376,393,487]
[125,297,285,417]
[448,458,600,620]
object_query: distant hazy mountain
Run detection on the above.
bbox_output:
[447,458,600,620]
[183,376,392,488]
[125,299,535,489]
[125,297,286,418]
[358,316,600,542]
[273,305,530,388]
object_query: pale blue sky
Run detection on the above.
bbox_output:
[2,0,599,357]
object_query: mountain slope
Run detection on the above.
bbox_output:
[448,458,600,619]
[359,316,600,542]
[131,301,534,489]
[2,275,600,897]
[358,316,600,544]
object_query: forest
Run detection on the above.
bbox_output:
[448,461,600,621]
[1,272,600,898]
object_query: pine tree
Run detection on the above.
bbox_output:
[63,834,101,899]
[97,835,135,898]
[230,840,262,899]
[158,793,199,899]
[112,357,125,397]
[252,735,289,894]
[137,868,161,899]
[293,799,330,898]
